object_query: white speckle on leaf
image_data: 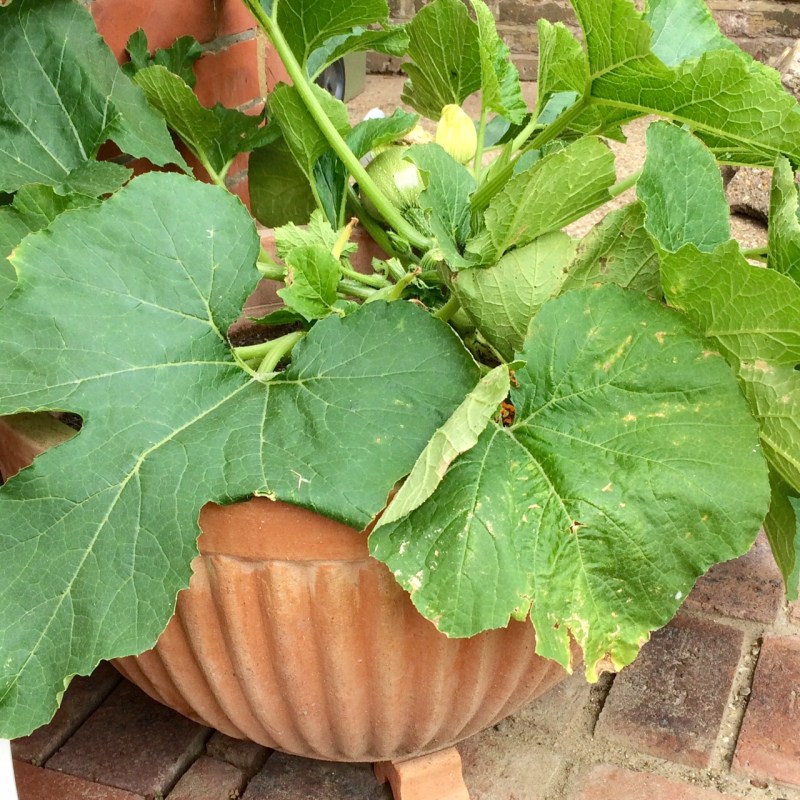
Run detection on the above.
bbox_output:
[602,483,613,493]
[623,413,637,423]
[675,591,683,600]
[408,571,424,592]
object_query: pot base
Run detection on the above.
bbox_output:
[375,748,469,800]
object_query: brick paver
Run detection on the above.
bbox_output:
[14,759,145,800]
[790,601,800,624]
[166,755,246,800]
[570,764,744,799]
[241,752,390,799]
[685,533,785,624]
[733,635,800,789]
[12,663,121,765]
[206,731,271,777]
[45,680,210,797]
[595,615,744,768]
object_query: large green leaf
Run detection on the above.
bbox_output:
[638,122,730,253]
[764,472,800,601]
[768,156,800,285]
[453,232,576,359]
[0,185,100,306]
[249,135,318,227]
[471,0,527,125]
[0,0,184,192]
[400,0,482,119]
[306,27,409,81]
[268,84,351,178]
[570,0,800,166]
[644,0,741,66]
[378,365,511,527]
[535,20,637,139]
[562,203,661,298]
[406,144,476,265]
[123,30,203,88]
[0,172,480,737]
[275,0,391,71]
[371,285,769,680]
[467,137,616,264]
[346,110,419,159]
[133,66,274,176]
[661,241,800,493]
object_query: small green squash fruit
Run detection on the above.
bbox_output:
[361,146,423,221]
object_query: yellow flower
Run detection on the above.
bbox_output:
[435,104,478,164]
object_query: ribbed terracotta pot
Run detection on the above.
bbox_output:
[0,412,574,764]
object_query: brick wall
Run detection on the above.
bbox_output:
[378,0,800,79]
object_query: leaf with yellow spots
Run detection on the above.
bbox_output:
[370,285,769,680]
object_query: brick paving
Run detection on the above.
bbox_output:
[9,532,800,800]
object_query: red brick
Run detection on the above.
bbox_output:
[733,635,800,789]
[13,759,145,800]
[12,663,120,765]
[166,756,246,800]
[570,764,744,800]
[215,0,258,37]
[241,753,388,799]
[91,0,217,61]
[206,732,270,777]
[194,37,266,109]
[685,533,785,624]
[595,615,744,768]
[45,680,210,797]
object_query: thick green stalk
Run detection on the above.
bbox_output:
[257,331,305,374]
[608,168,642,199]
[473,107,489,176]
[243,0,432,253]
[473,98,590,212]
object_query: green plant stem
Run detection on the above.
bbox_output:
[338,280,376,299]
[340,264,391,289]
[473,107,489,176]
[608,168,642,199]
[473,98,590,213]
[433,294,461,322]
[245,2,432,253]
[257,331,305,374]
[345,187,408,262]
[742,246,769,259]
[257,260,286,281]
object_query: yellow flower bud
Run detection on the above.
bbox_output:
[435,104,478,164]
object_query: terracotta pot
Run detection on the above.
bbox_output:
[0,413,573,764]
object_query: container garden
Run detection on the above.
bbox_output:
[0,412,573,772]
[0,1,799,798]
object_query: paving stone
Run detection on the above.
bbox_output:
[457,732,565,799]
[789,601,800,625]
[241,753,390,799]
[166,756,246,800]
[595,615,744,768]
[570,764,744,800]
[206,732,271,777]
[733,635,800,789]
[46,680,210,797]
[12,663,121,765]
[685,533,785,624]
[504,671,590,743]
[13,759,145,800]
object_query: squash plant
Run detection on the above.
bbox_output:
[0,0,798,739]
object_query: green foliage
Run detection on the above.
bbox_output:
[1,0,798,739]
[371,286,768,679]
[0,0,184,192]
